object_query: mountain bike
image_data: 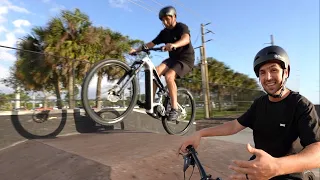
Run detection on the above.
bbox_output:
[81,45,196,135]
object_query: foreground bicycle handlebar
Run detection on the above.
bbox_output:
[182,145,222,180]
[182,145,316,180]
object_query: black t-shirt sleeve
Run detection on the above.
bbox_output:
[237,99,257,129]
[296,99,320,147]
[177,23,190,36]
[152,31,163,45]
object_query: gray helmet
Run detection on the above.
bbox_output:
[159,6,176,20]
[253,45,290,77]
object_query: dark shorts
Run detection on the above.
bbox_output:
[162,58,193,78]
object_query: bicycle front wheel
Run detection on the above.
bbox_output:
[81,59,138,125]
[162,88,196,135]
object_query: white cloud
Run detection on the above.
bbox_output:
[0,33,17,62]
[0,16,7,24]
[0,0,30,14]
[0,64,10,79]
[8,5,30,14]
[13,28,25,34]
[42,0,65,13]
[0,7,9,15]
[109,0,132,11]
[0,64,14,94]
[0,0,10,6]
[0,7,8,23]
[0,32,17,47]
[0,50,16,62]
[0,26,7,33]
[50,5,66,12]
[0,1,30,25]
[12,19,31,28]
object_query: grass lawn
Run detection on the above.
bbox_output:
[194,108,244,120]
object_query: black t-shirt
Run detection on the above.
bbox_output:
[152,22,195,68]
[238,90,320,179]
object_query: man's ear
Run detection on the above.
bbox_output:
[284,68,289,79]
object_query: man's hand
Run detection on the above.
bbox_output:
[129,48,138,55]
[177,131,202,155]
[163,43,177,51]
[228,143,279,180]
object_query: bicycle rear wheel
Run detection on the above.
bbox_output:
[162,88,196,135]
[81,59,138,125]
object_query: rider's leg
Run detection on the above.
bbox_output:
[136,63,168,108]
[154,63,169,97]
[164,69,180,121]
[164,69,178,110]
[163,60,192,121]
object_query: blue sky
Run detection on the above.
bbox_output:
[0,0,319,104]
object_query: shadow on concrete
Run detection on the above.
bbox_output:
[73,108,125,133]
[11,110,68,139]
[10,108,127,139]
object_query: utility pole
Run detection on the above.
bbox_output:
[200,46,209,118]
[264,34,275,46]
[200,23,214,118]
[270,34,274,45]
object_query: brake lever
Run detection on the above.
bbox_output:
[129,52,138,56]
[182,153,195,172]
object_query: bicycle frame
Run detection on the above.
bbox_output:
[115,46,187,118]
[133,55,167,115]
[185,146,214,180]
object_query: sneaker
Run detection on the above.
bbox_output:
[168,108,179,121]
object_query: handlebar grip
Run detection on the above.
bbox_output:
[186,145,194,152]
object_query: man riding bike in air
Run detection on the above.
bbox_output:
[130,6,195,121]
[178,45,320,179]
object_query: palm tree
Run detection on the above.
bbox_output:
[11,28,63,108]
[43,8,91,109]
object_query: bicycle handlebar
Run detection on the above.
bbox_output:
[183,145,222,180]
[130,45,176,56]
[145,47,164,51]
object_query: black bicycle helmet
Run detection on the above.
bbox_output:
[159,6,176,20]
[253,45,290,77]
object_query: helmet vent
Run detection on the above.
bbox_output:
[267,52,277,55]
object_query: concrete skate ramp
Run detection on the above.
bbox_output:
[0,109,195,150]
[0,130,252,180]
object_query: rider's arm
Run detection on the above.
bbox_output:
[173,33,190,48]
[198,119,246,137]
[275,142,320,176]
[275,99,320,175]
[198,99,258,137]
[172,23,191,48]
